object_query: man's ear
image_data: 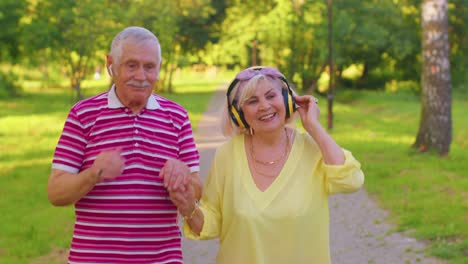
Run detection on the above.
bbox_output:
[106,55,114,77]
[108,65,113,77]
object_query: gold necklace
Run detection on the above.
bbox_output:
[250,128,289,167]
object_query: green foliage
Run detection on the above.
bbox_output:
[333,0,421,85]
[210,0,425,92]
[0,0,26,61]
[0,70,21,97]
[22,0,122,97]
[3,0,464,97]
[449,0,468,90]
[384,80,420,94]
[0,0,465,97]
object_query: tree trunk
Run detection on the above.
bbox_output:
[73,80,83,101]
[327,0,334,130]
[167,62,175,94]
[414,0,452,156]
[357,62,368,86]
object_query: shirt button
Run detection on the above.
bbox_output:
[135,129,139,134]
[134,142,139,147]
[124,108,128,112]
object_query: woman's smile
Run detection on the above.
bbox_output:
[258,112,276,121]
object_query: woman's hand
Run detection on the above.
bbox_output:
[170,183,204,235]
[168,183,197,218]
[294,95,321,132]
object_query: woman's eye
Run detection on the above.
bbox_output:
[246,99,257,105]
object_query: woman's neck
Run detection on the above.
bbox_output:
[251,127,288,146]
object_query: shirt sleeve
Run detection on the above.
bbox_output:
[182,151,222,240]
[319,149,365,194]
[178,118,200,173]
[51,108,86,173]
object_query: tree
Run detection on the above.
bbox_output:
[214,0,328,91]
[0,0,26,97]
[414,0,452,155]
[331,0,421,88]
[0,0,26,61]
[24,0,121,99]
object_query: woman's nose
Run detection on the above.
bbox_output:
[258,99,270,110]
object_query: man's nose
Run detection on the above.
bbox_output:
[133,66,146,80]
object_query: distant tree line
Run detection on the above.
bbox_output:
[0,0,465,98]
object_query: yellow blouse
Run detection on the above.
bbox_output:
[183,130,364,264]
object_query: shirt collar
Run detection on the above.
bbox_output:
[108,84,160,110]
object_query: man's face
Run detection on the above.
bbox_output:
[111,40,161,111]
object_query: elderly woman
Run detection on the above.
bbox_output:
[170,66,364,264]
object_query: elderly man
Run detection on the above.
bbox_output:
[48,26,202,263]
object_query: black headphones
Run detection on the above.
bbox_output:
[226,67,296,129]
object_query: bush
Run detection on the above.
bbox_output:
[385,80,420,94]
[0,70,21,98]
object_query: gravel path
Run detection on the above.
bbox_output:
[182,85,445,264]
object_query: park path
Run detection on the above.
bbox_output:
[182,84,445,264]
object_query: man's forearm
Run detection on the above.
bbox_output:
[47,168,100,206]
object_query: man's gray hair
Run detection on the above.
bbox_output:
[110,26,161,65]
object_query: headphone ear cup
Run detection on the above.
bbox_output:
[238,110,249,128]
[229,105,242,127]
[229,103,248,128]
[227,79,250,128]
[282,88,295,119]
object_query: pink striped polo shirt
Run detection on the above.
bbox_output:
[52,86,200,264]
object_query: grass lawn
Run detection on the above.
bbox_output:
[0,74,466,263]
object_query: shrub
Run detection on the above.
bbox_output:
[0,70,21,98]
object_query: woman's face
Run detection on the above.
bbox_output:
[241,79,286,134]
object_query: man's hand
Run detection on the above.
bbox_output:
[91,149,125,182]
[160,159,191,192]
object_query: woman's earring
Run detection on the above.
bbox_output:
[249,127,254,135]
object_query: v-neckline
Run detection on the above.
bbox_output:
[239,130,301,210]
